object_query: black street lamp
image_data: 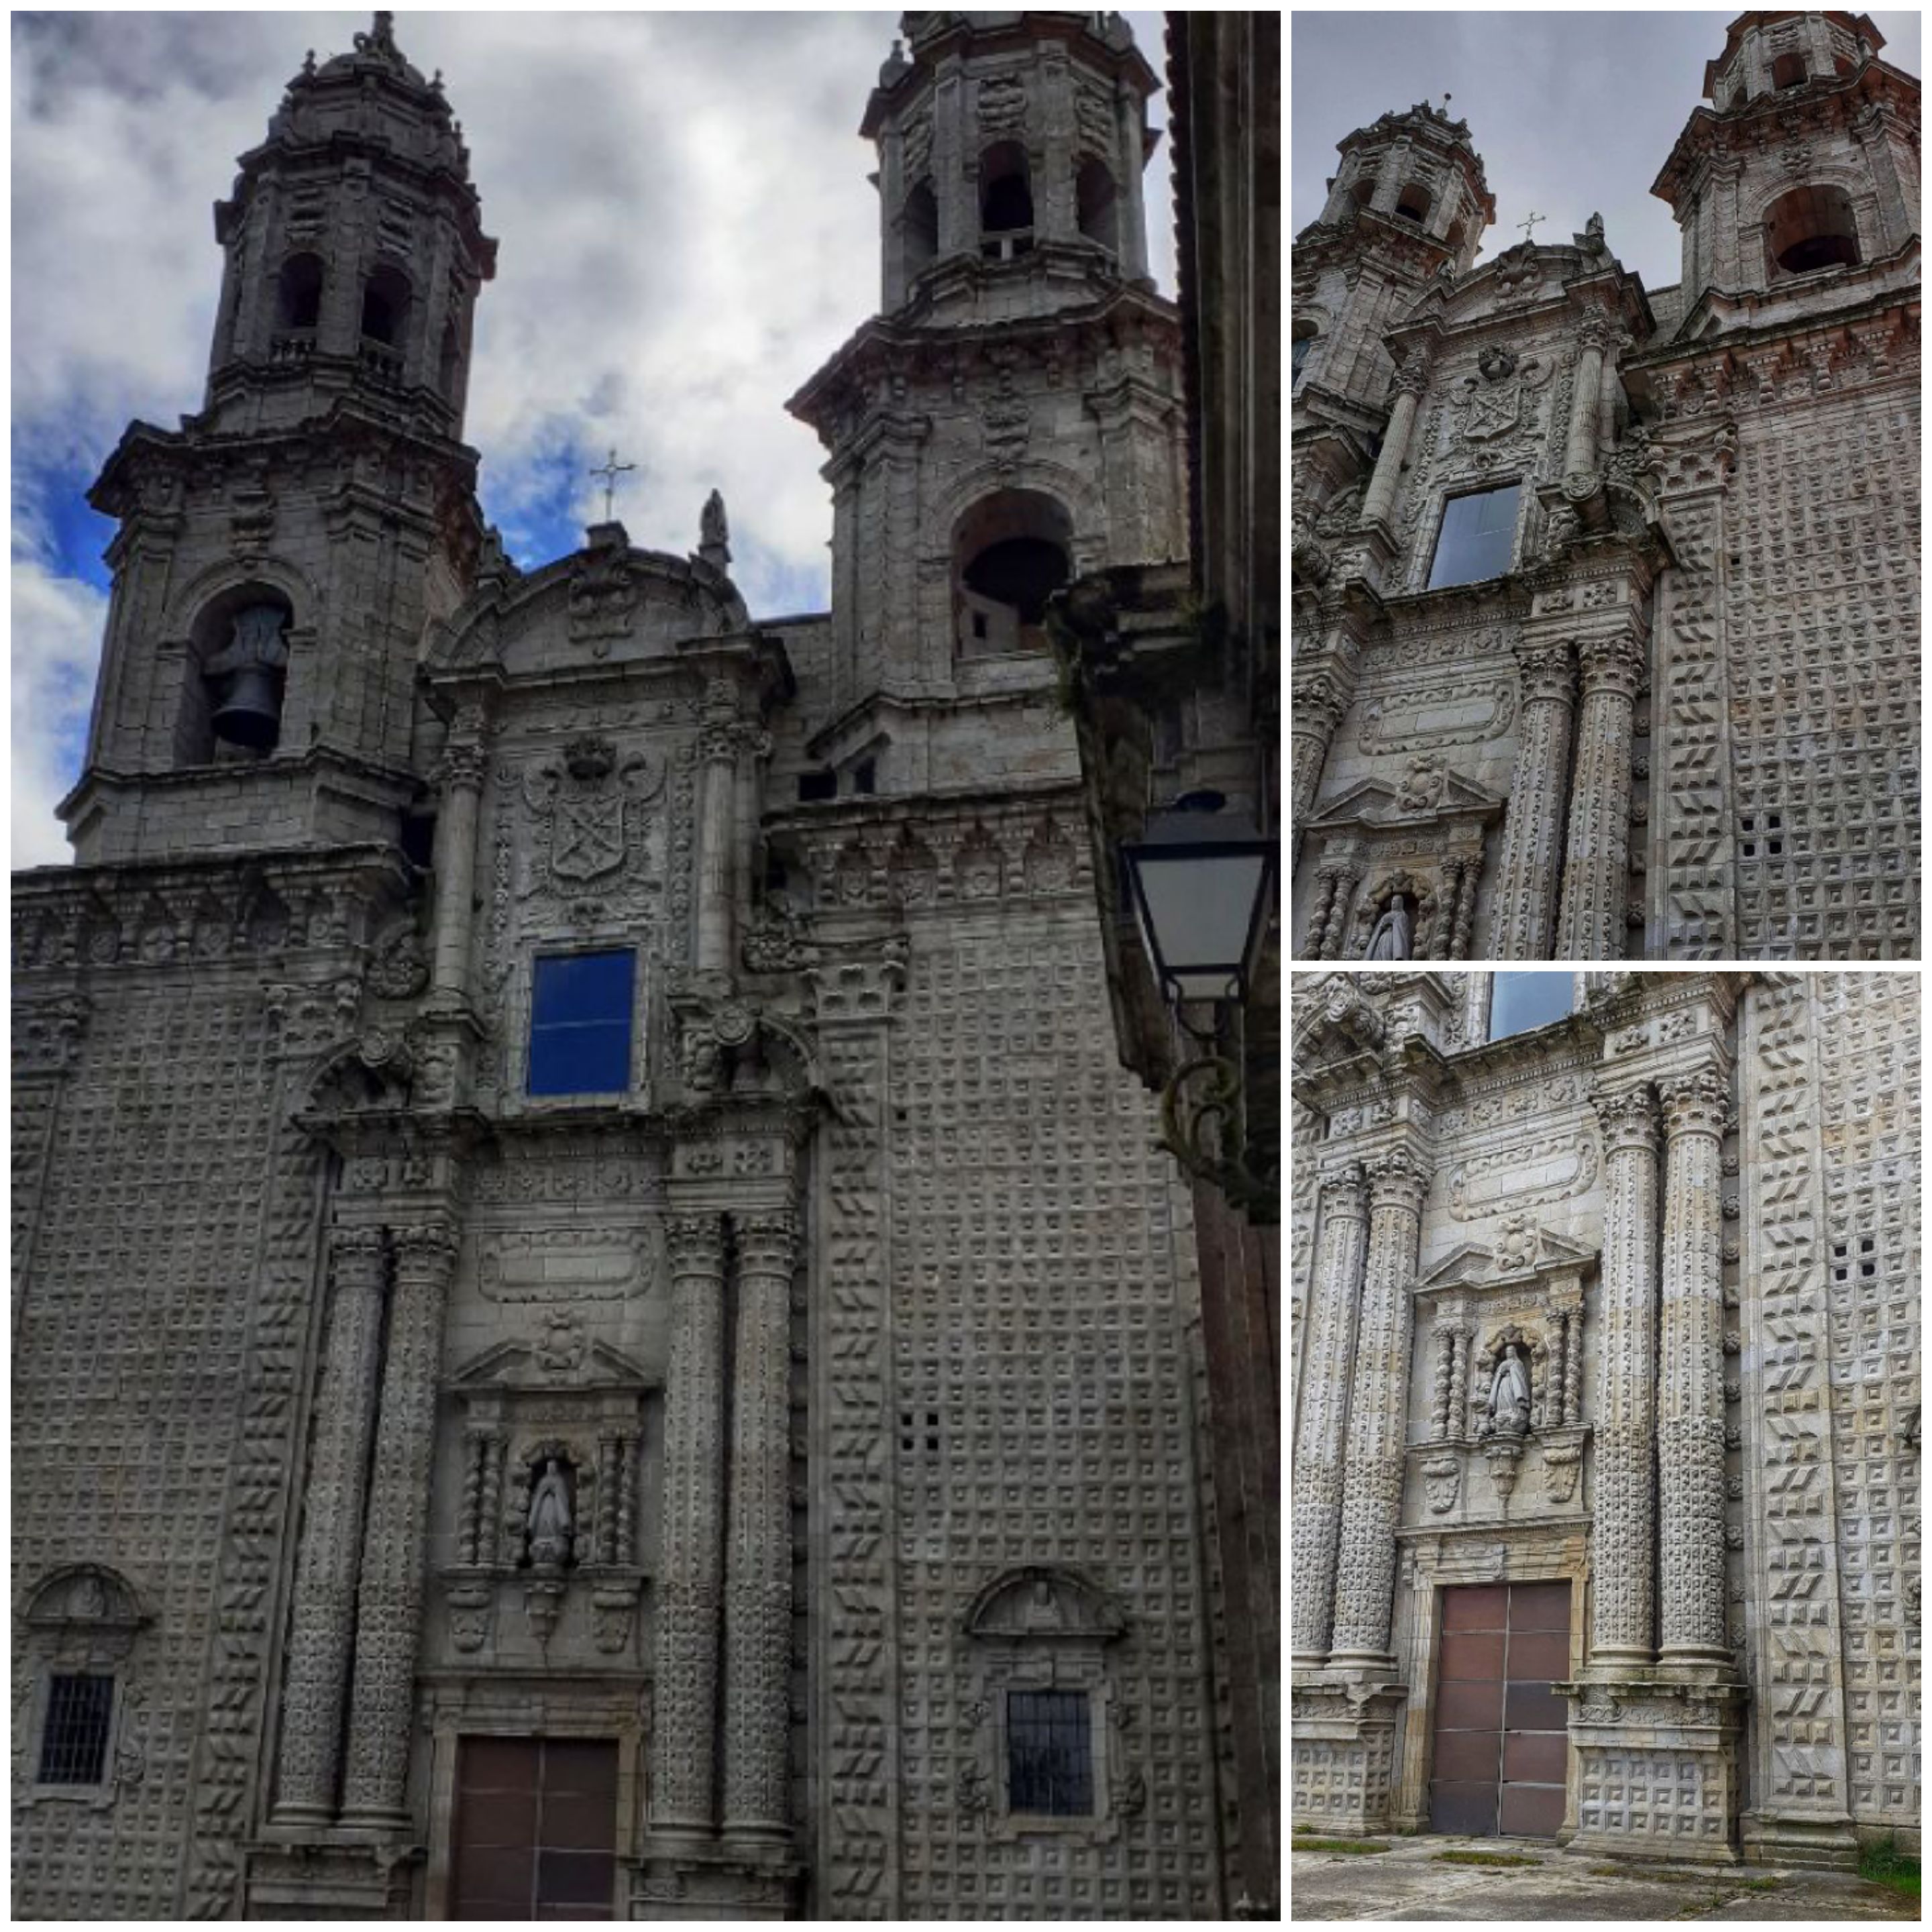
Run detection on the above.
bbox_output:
[1121,792,1277,1215]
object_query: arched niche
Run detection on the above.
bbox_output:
[951,488,1074,658]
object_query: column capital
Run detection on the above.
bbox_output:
[665,1210,728,1276]
[1577,627,1646,699]
[328,1223,389,1279]
[1574,312,1618,357]
[1658,1066,1727,1139]
[433,739,488,794]
[1591,1081,1660,1153]
[390,1220,458,1278]
[1514,637,1577,706]
[735,1209,800,1278]
[1318,1160,1368,1220]
[1365,1148,1430,1214]
[1391,347,1432,397]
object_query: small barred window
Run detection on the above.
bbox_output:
[38,1673,114,1786]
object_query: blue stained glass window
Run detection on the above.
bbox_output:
[1488,971,1574,1042]
[529,950,635,1095]
[1428,482,1521,589]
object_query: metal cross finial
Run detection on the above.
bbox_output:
[1517,209,1548,244]
[589,447,637,523]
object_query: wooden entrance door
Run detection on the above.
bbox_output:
[451,1736,619,1919]
[1429,1580,1570,1837]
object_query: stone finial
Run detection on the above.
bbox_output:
[699,488,731,572]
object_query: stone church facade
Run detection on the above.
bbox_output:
[11,14,1243,1921]
[1291,11,1920,962]
[1291,969,1921,1864]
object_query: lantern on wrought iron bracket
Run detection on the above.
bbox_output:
[1120,790,1277,1215]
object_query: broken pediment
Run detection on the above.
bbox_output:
[1306,767,1505,833]
[450,1334,657,1394]
[1419,1217,1597,1293]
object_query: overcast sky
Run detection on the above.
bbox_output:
[1293,9,1921,289]
[11,9,1174,867]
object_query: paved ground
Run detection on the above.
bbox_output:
[1290,1833,1919,1921]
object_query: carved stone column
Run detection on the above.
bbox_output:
[1555,629,1645,960]
[1328,1150,1430,1668]
[1657,1067,1732,1668]
[1589,1085,1660,1668]
[652,1211,729,1834]
[1316,865,1360,961]
[1562,319,1611,488]
[1493,638,1576,959]
[339,1220,458,1830]
[272,1226,388,1826]
[1360,358,1427,531]
[1291,675,1348,861]
[1290,1165,1368,1665]
[695,685,739,979]
[429,730,487,1001]
[722,1210,799,1841]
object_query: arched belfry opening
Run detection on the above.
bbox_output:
[181,584,294,763]
[360,263,412,372]
[979,142,1034,259]
[1076,157,1119,254]
[904,178,939,277]
[953,489,1072,657]
[1766,183,1861,274]
[276,252,324,334]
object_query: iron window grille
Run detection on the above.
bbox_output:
[38,1673,114,1786]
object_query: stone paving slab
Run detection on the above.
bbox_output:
[1289,1834,1919,1922]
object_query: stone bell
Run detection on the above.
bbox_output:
[206,602,290,751]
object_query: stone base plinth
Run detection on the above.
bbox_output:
[633,1835,800,1920]
[1739,1810,1860,1869]
[1555,1678,1744,1864]
[245,1832,420,1919]
[1291,1674,1407,1835]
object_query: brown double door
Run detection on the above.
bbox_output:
[1430,1580,1570,1837]
[450,1736,619,1919]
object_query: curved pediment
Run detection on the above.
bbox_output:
[426,524,751,684]
[963,1564,1126,1642]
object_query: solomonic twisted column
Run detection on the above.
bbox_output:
[1590,1084,1660,1669]
[722,1209,800,1840]
[1657,1067,1732,1668]
[1328,1150,1430,1668]
[1290,1165,1368,1665]
[652,1212,730,1833]
[272,1226,388,1825]
[339,1220,458,1829]
[1555,629,1646,959]
[1493,638,1577,959]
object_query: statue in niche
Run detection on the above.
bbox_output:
[1487,1344,1532,1436]
[527,1458,574,1568]
[1366,895,1413,961]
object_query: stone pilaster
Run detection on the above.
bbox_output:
[694,686,739,980]
[1328,1150,1429,1668]
[1492,638,1576,959]
[428,726,487,1001]
[1656,1067,1731,1668]
[722,1209,799,1841]
[272,1226,388,1826]
[1589,1084,1660,1670]
[1359,357,1426,531]
[1289,1165,1367,1664]
[339,1219,458,1831]
[1554,629,1644,960]
[652,1210,730,1835]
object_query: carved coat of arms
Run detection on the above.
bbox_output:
[1459,343,1552,443]
[524,736,662,890]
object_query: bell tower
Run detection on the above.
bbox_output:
[64,11,497,866]
[1652,11,1918,332]
[786,11,1185,788]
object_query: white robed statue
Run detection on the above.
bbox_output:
[1488,1344,1532,1436]
[1366,894,1413,961]
[528,1458,574,1567]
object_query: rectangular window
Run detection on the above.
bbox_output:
[529,950,635,1096]
[451,1735,619,1919]
[1006,1688,1093,1816]
[1427,482,1521,590]
[1488,971,1574,1042]
[38,1673,114,1786]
